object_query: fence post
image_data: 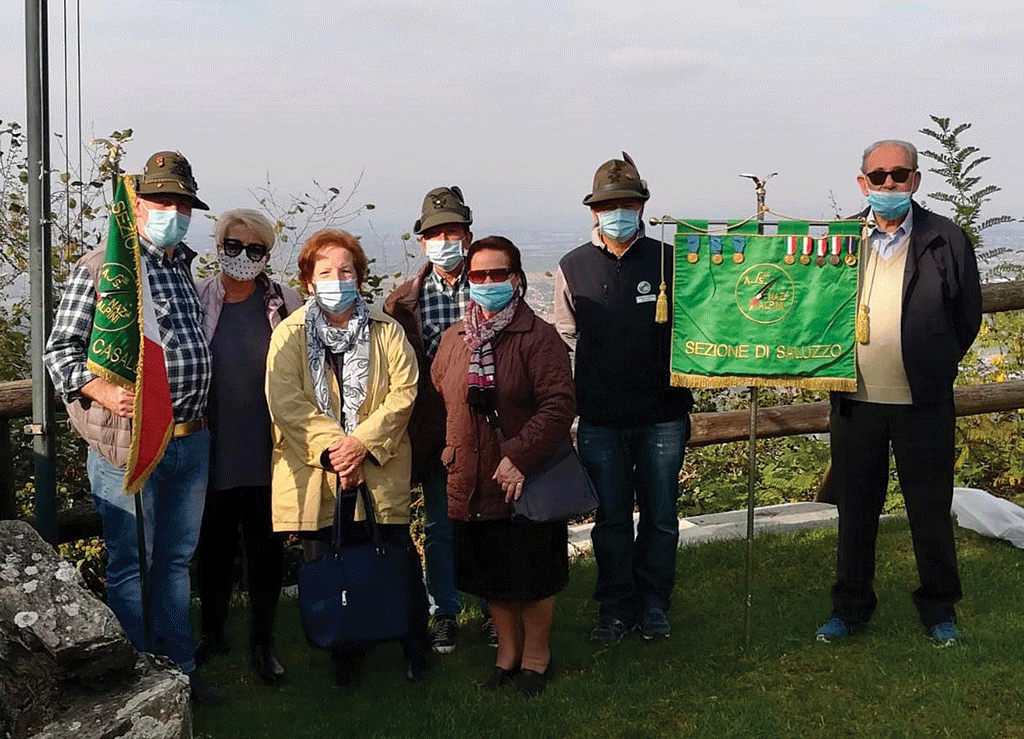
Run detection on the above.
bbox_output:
[0,419,16,519]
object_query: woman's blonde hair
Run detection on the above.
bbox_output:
[213,208,276,249]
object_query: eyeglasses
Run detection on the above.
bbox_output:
[864,168,915,186]
[221,238,268,261]
[467,268,512,284]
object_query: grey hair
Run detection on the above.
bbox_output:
[213,208,276,249]
[861,140,918,172]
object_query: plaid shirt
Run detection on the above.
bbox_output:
[419,267,471,361]
[45,237,212,423]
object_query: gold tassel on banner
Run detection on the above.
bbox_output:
[856,303,870,344]
[856,217,871,344]
[655,222,669,323]
[655,281,668,323]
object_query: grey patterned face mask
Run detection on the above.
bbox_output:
[219,249,268,281]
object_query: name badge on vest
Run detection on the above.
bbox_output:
[636,280,656,304]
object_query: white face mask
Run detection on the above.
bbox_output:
[142,206,191,247]
[219,249,268,281]
[424,238,465,272]
[313,279,359,314]
[597,208,640,242]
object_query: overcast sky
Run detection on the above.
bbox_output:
[2,0,1022,255]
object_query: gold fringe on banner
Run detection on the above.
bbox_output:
[670,372,856,394]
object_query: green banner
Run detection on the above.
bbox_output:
[87,176,141,390]
[671,220,864,392]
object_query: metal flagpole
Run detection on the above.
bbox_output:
[739,172,776,649]
[25,0,58,545]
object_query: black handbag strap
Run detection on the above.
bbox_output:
[332,479,382,550]
[272,281,290,321]
[483,410,506,442]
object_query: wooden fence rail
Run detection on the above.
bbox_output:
[2,280,1023,543]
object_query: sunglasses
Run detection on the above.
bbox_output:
[864,168,915,186]
[221,238,268,261]
[467,268,512,284]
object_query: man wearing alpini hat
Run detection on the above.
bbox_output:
[554,153,694,643]
[385,186,493,653]
[45,151,221,701]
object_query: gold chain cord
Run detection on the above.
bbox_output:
[670,205,866,234]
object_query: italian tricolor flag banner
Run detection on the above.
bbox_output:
[86,175,173,493]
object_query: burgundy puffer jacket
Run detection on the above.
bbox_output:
[431,301,575,521]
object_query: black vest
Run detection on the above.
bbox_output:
[560,236,693,427]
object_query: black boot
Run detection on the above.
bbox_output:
[332,648,366,689]
[194,630,229,666]
[251,641,286,684]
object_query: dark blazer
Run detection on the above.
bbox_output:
[840,201,982,405]
[431,301,576,521]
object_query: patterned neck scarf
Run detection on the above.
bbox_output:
[463,292,520,413]
[305,296,371,433]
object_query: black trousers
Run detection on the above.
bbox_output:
[829,397,962,627]
[198,484,284,646]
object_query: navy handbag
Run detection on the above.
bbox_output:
[297,482,410,650]
[513,437,598,523]
[486,413,598,523]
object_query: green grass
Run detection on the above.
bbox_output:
[194,520,1024,739]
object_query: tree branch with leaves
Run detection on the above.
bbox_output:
[919,115,1016,265]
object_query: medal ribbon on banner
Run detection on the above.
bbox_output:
[686,234,700,263]
[830,235,843,266]
[732,236,745,264]
[776,221,809,267]
[784,236,797,265]
[845,236,858,266]
[710,234,723,264]
[675,219,708,266]
[800,236,813,265]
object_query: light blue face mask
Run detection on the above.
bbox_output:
[470,280,515,313]
[867,190,912,220]
[424,238,465,272]
[313,279,359,314]
[597,207,640,242]
[143,207,191,248]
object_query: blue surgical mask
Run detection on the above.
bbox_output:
[142,207,190,248]
[597,208,640,242]
[424,238,465,272]
[313,279,358,314]
[866,190,912,220]
[470,280,515,313]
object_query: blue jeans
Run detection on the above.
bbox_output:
[578,417,690,622]
[422,461,462,617]
[88,429,209,672]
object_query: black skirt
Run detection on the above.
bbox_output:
[453,518,569,603]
